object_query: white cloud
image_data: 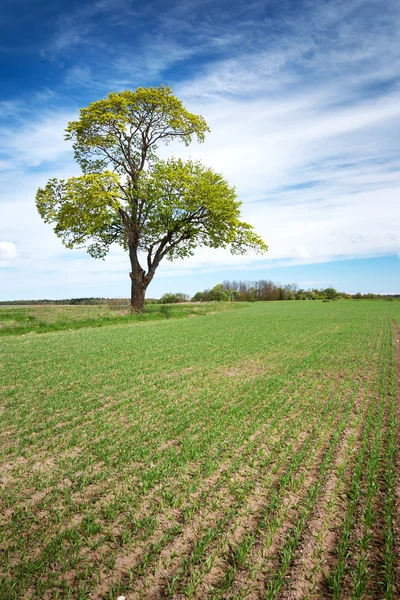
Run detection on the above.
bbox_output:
[0,241,18,266]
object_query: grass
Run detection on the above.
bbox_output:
[0,301,244,336]
[0,299,399,599]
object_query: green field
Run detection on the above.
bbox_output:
[1,300,399,599]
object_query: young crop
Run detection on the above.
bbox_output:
[1,300,399,599]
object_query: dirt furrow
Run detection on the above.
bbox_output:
[391,320,400,597]
[274,373,375,599]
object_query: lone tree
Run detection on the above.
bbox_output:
[36,86,267,311]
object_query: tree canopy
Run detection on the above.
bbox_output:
[36,86,267,310]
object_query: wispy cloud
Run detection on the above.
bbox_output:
[0,110,76,170]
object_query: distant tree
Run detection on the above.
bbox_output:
[283,284,295,300]
[305,290,316,300]
[176,293,190,303]
[191,291,204,302]
[36,86,267,311]
[210,284,229,302]
[277,286,285,300]
[190,279,348,304]
[160,293,178,304]
[324,287,338,299]
[160,292,190,304]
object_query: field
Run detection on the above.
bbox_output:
[1,300,400,599]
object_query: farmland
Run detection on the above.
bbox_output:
[1,300,399,599]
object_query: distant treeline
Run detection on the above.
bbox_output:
[189,281,400,302]
[1,286,398,306]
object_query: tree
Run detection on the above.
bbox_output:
[324,287,338,300]
[160,292,189,304]
[209,284,229,302]
[36,86,267,311]
[191,291,204,302]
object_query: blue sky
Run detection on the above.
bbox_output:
[1,0,399,299]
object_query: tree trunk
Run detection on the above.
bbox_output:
[128,242,148,312]
[128,244,159,312]
[130,272,146,311]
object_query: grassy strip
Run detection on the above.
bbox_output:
[0,302,245,336]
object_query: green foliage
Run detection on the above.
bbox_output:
[36,172,121,258]
[36,158,266,261]
[65,86,209,174]
[191,292,204,302]
[324,287,338,299]
[192,280,344,303]
[209,284,230,301]
[137,159,267,259]
[160,293,190,304]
